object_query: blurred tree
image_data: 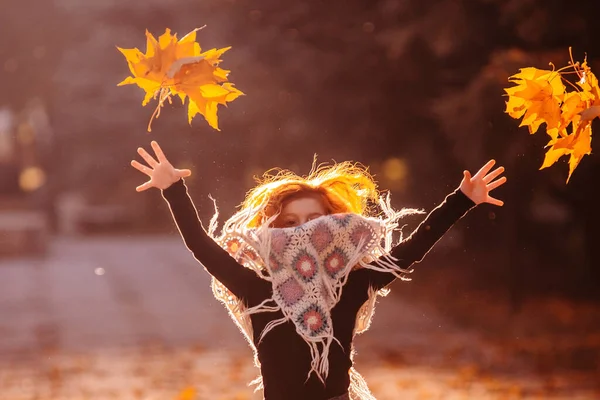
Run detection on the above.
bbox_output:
[429,0,600,303]
[0,0,68,110]
[12,0,595,298]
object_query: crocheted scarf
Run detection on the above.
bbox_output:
[208,198,422,399]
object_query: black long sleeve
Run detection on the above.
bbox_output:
[162,179,271,306]
[356,188,476,290]
[162,181,477,400]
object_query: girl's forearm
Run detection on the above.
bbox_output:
[162,179,271,304]
[367,188,476,289]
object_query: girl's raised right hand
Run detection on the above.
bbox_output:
[131,141,191,192]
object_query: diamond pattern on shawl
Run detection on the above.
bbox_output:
[271,230,288,256]
[296,304,328,337]
[324,247,348,278]
[310,222,333,253]
[276,277,305,306]
[213,210,406,384]
[331,214,352,227]
[225,238,241,258]
[292,250,318,282]
[350,223,375,251]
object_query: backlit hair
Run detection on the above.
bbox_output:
[240,161,380,228]
[213,160,408,400]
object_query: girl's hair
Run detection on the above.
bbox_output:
[240,161,381,228]
[216,160,406,399]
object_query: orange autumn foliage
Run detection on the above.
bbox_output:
[505,49,599,182]
[174,387,196,400]
[117,28,243,131]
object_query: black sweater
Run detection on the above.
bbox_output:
[162,179,476,400]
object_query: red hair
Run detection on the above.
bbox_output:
[239,161,381,228]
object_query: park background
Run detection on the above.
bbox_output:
[1,0,599,399]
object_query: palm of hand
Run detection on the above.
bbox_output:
[131,141,192,192]
[149,161,178,188]
[459,159,506,206]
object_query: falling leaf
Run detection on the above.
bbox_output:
[540,146,569,170]
[504,68,564,134]
[505,49,600,182]
[547,118,593,182]
[117,28,243,131]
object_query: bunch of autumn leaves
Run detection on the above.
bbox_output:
[118,30,597,182]
[505,55,600,182]
[118,28,242,131]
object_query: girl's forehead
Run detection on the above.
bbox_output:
[282,193,327,213]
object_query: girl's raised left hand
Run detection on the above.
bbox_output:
[459,159,507,206]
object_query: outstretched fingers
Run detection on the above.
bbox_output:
[131,160,152,177]
[137,147,158,168]
[473,159,496,181]
[487,195,504,207]
[150,141,167,163]
[175,168,192,178]
[136,181,153,192]
[487,176,507,191]
[483,166,505,184]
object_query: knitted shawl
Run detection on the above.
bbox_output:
[207,197,422,399]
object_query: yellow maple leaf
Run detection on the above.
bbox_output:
[186,83,243,130]
[578,60,600,99]
[117,28,243,131]
[504,68,565,134]
[546,91,592,140]
[576,60,600,122]
[543,117,592,182]
[505,49,599,182]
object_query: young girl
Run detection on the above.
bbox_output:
[131,141,506,400]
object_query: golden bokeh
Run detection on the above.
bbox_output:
[382,157,408,182]
[19,166,46,192]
